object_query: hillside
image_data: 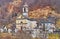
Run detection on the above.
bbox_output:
[0,0,60,25]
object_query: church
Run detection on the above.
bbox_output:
[16,3,37,30]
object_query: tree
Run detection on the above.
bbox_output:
[56,18,60,29]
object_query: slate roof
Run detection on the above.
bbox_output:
[40,16,56,24]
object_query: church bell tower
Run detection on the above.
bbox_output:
[22,2,28,17]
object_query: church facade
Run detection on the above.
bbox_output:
[16,3,37,30]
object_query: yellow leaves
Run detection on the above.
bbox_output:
[0,33,12,37]
[7,0,22,13]
[29,9,43,19]
[12,0,22,6]
[7,4,14,13]
[48,34,60,39]
[56,19,60,28]
[29,6,55,19]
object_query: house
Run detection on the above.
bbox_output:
[40,17,56,33]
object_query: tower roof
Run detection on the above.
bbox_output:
[23,2,28,7]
